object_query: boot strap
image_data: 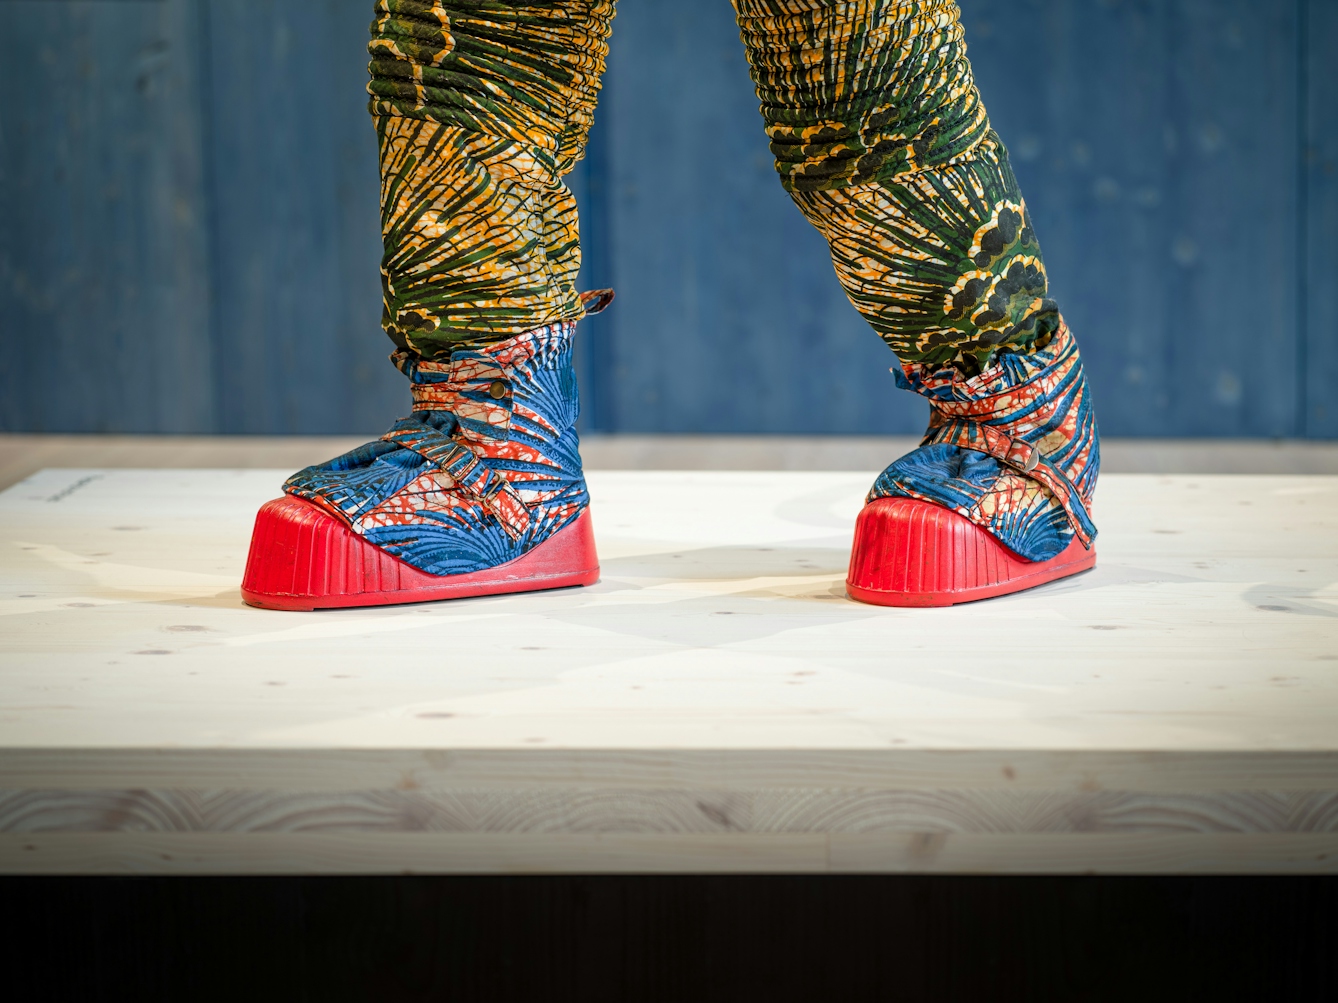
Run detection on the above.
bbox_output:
[390,352,515,444]
[579,288,616,315]
[924,417,1096,549]
[381,421,531,541]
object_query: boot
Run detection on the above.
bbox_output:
[241,321,598,610]
[846,322,1099,606]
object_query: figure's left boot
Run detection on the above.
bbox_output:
[241,322,598,610]
[846,323,1099,607]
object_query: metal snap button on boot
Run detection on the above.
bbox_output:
[488,380,507,400]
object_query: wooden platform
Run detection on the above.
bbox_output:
[2,468,1336,874]
[7,433,1338,491]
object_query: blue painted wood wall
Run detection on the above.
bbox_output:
[2,0,1335,437]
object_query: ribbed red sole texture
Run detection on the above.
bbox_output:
[846,497,1095,607]
[241,496,600,611]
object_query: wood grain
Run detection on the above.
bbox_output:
[3,468,1337,873]
[0,1,215,433]
[4,750,1338,793]
[1305,0,1338,437]
[7,433,1338,493]
[2,832,1334,875]
[2,787,1337,837]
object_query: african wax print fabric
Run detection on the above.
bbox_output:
[734,0,1058,374]
[283,323,589,575]
[871,322,1099,561]
[368,0,615,358]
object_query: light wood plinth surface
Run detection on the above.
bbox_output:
[6,433,1338,492]
[2,469,1336,873]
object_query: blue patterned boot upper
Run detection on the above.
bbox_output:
[871,322,1100,562]
[283,322,589,576]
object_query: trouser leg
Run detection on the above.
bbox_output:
[734,0,1052,370]
[368,0,616,359]
[734,0,1098,564]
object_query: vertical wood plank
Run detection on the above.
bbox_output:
[959,0,1302,438]
[565,111,616,434]
[0,0,215,433]
[1163,0,1301,437]
[598,0,928,435]
[202,0,398,434]
[1304,0,1338,437]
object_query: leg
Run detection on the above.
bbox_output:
[242,1,616,610]
[369,0,613,354]
[734,0,1099,603]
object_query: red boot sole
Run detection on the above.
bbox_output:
[241,497,600,611]
[846,497,1095,607]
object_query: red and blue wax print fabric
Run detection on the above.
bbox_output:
[873,322,1099,561]
[284,324,588,575]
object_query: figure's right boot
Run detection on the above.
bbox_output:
[241,322,599,610]
[846,323,1100,607]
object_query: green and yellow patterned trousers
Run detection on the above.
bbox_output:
[369,0,1058,377]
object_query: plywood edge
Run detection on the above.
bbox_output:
[827,833,1338,874]
[5,786,1336,838]
[1,832,1334,875]
[3,748,1338,791]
